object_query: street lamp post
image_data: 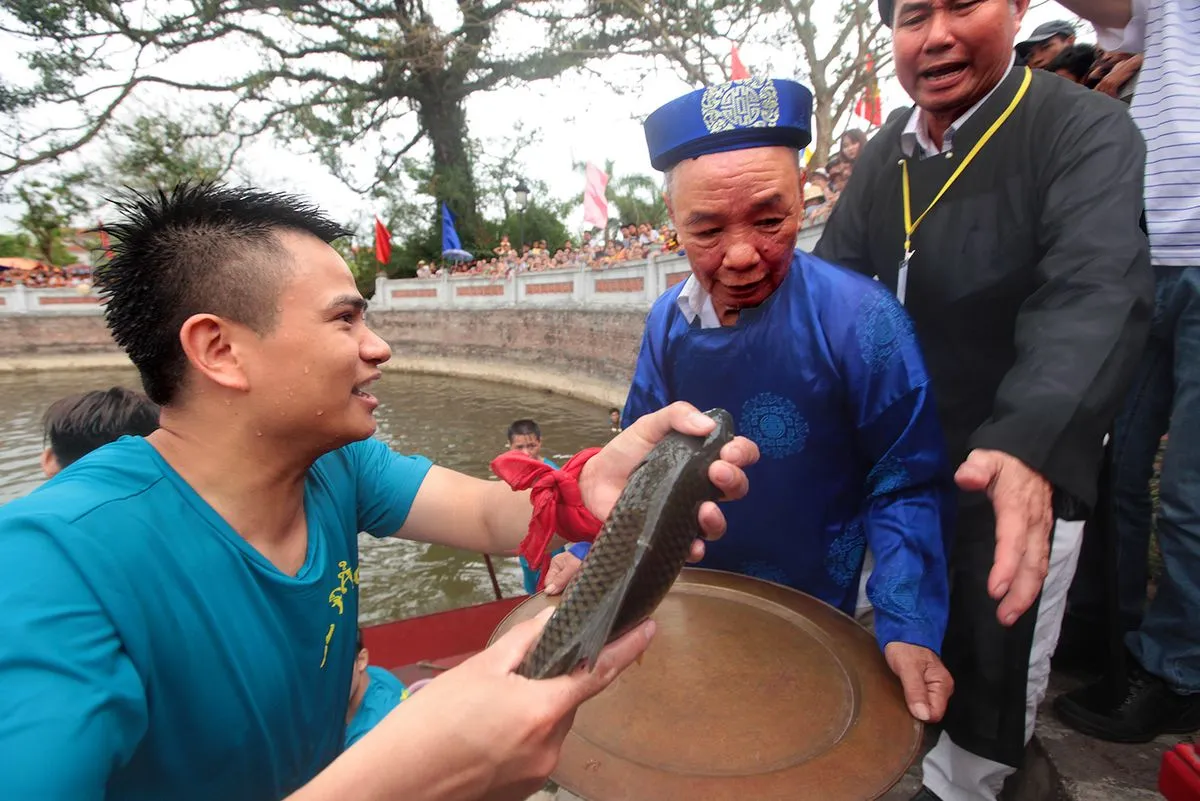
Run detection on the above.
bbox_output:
[513,178,530,251]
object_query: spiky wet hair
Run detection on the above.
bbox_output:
[95,182,351,406]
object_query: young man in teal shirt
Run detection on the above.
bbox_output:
[0,183,758,801]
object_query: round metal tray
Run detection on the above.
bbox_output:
[489,568,921,801]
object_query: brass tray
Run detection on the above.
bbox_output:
[489,568,921,801]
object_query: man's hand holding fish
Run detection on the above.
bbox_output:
[292,607,655,801]
[404,401,756,566]
[298,400,759,801]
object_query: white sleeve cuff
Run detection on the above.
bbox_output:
[1094,0,1147,53]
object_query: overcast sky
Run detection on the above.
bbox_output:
[0,1,1091,236]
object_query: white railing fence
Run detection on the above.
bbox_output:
[0,224,826,316]
[372,224,825,313]
[0,284,105,315]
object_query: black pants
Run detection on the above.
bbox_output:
[940,497,1058,768]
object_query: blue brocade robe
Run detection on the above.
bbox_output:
[624,251,954,653]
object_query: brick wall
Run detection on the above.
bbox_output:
[0,315,121,357]
[370,307,646,386]
[593,276,645,293]
[1,308,648,387]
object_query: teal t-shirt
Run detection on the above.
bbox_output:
[0,436,432,801]
[344,665,409,749]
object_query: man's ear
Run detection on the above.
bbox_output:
[1011,0,1031,29]
[41,447,60,478]
[178,314,252,393]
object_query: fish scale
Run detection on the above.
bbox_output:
[517,409,735,679]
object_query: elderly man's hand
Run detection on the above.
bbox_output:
[884,643,954,723]
[956,449,1053,626]
[579,401,759,562]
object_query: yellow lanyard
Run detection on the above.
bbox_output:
[898,67,1032,303]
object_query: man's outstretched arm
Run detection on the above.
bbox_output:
[395,402,759,561]
[1052,0,1132,29]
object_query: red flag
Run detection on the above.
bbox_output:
[373,216,392,265]
[855,53,883,126]
[97,219,113,260]
[582,163,609,230]
[730,44,750,80]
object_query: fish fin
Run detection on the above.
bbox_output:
[576,566,638,672]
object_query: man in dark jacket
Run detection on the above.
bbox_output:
[814,0,1153,798]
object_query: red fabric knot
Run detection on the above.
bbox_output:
[490,447,605,589]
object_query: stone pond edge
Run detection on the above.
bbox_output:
[0,352,627,411]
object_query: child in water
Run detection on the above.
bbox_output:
[504,419,565,594]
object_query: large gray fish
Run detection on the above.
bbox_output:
[517,408,735,679]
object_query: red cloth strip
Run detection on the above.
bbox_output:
[490,448,604,588]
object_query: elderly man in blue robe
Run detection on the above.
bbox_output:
[546,77,957,724]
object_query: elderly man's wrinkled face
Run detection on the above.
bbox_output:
[893,0,1028,119]
[666,146,802,326]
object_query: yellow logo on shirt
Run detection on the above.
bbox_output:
[320,560,360,669]
[328,560,360,615]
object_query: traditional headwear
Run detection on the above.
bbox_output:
[643,77,814,172]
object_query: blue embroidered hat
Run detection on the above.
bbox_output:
[643,77,814,172]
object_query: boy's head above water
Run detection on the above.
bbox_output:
[506,418,543,460]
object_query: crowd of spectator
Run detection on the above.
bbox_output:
[0,260,92,289]
[412,131,867,281]
[415,222,685,279]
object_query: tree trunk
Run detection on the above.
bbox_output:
[810,91,836,169]
[35,232,55,265]
[413,83,485,247]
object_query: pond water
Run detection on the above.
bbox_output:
[0,368,614,623]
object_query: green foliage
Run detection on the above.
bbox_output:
[487,203,572,252]
[0,0,653,251]
[608,174,668,229]
[90,113,231,195]
[0,232,34,259]
[364,122,578,275]
[329,237,382,298]
[13,176,91,265]
[0,79,33,114]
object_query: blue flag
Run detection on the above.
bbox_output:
[441,202,462,252]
